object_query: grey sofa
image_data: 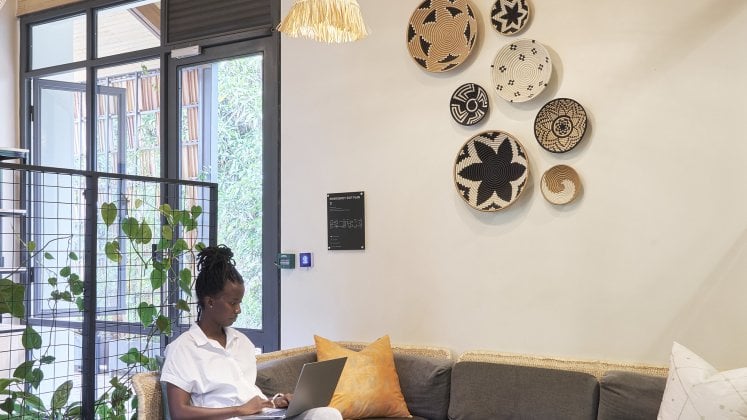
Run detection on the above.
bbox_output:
[255,344,669,420]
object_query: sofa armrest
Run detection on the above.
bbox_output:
[457,350,668,379]
[256,342,452,364]
[132,372,164,420]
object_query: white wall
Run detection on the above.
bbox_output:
[0,1,17,148]
[279,0,747,368]
[2,0,744,369]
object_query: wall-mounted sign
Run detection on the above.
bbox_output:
[327,191,365,250]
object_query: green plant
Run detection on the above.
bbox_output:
[0,235,83,419]
[0,199,205,419]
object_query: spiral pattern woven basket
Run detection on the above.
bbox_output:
[407,0,479,72]
[540,164,581,205]
[491,39,552,103]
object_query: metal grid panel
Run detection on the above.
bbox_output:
[0,162,216,418]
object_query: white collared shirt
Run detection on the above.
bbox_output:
[161,323,266,408]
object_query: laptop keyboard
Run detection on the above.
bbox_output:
[261,408,286,415]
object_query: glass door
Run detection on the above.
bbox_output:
[168,39,279,350]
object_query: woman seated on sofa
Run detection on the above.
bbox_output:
[160,245,342,420]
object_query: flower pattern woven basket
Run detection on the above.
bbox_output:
[454,131,529,211]
[491,0,530,35]
[534,98,588,153]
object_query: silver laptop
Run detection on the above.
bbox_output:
[241,357,347,419]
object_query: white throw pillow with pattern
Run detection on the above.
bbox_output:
[658,342,747,419]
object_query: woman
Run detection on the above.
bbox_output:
[160,245,341,420]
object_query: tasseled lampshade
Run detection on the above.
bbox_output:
[277,0,368,43]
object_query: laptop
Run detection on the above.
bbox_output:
[240,357,347,419]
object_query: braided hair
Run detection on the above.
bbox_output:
[195,245,244,321]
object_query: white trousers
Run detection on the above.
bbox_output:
[289,407,342,420]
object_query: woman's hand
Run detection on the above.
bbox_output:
[238,395,275,415]
[271,393,293,408]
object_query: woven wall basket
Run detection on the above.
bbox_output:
[491,0,531,35]
[535,97,588,153]
[491,39,552,103]
[450,83,489,126]
[454,131,529,211]
[407,0,479,72]
[540,164,581,205]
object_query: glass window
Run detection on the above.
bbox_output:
[31,14,86,70]
[33,69,87,169]
[96,59,161,176]
[97,0,161,58]
[178,54,264,329]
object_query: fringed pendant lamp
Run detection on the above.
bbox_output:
[277,0,368,43]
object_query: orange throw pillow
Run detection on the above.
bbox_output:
[314,335,411,419]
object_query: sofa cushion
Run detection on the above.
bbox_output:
[448,361,599,420]
[315,335,411,419]
[394,353,452,420]
[256,352,317,396]
[598,371,666,420]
